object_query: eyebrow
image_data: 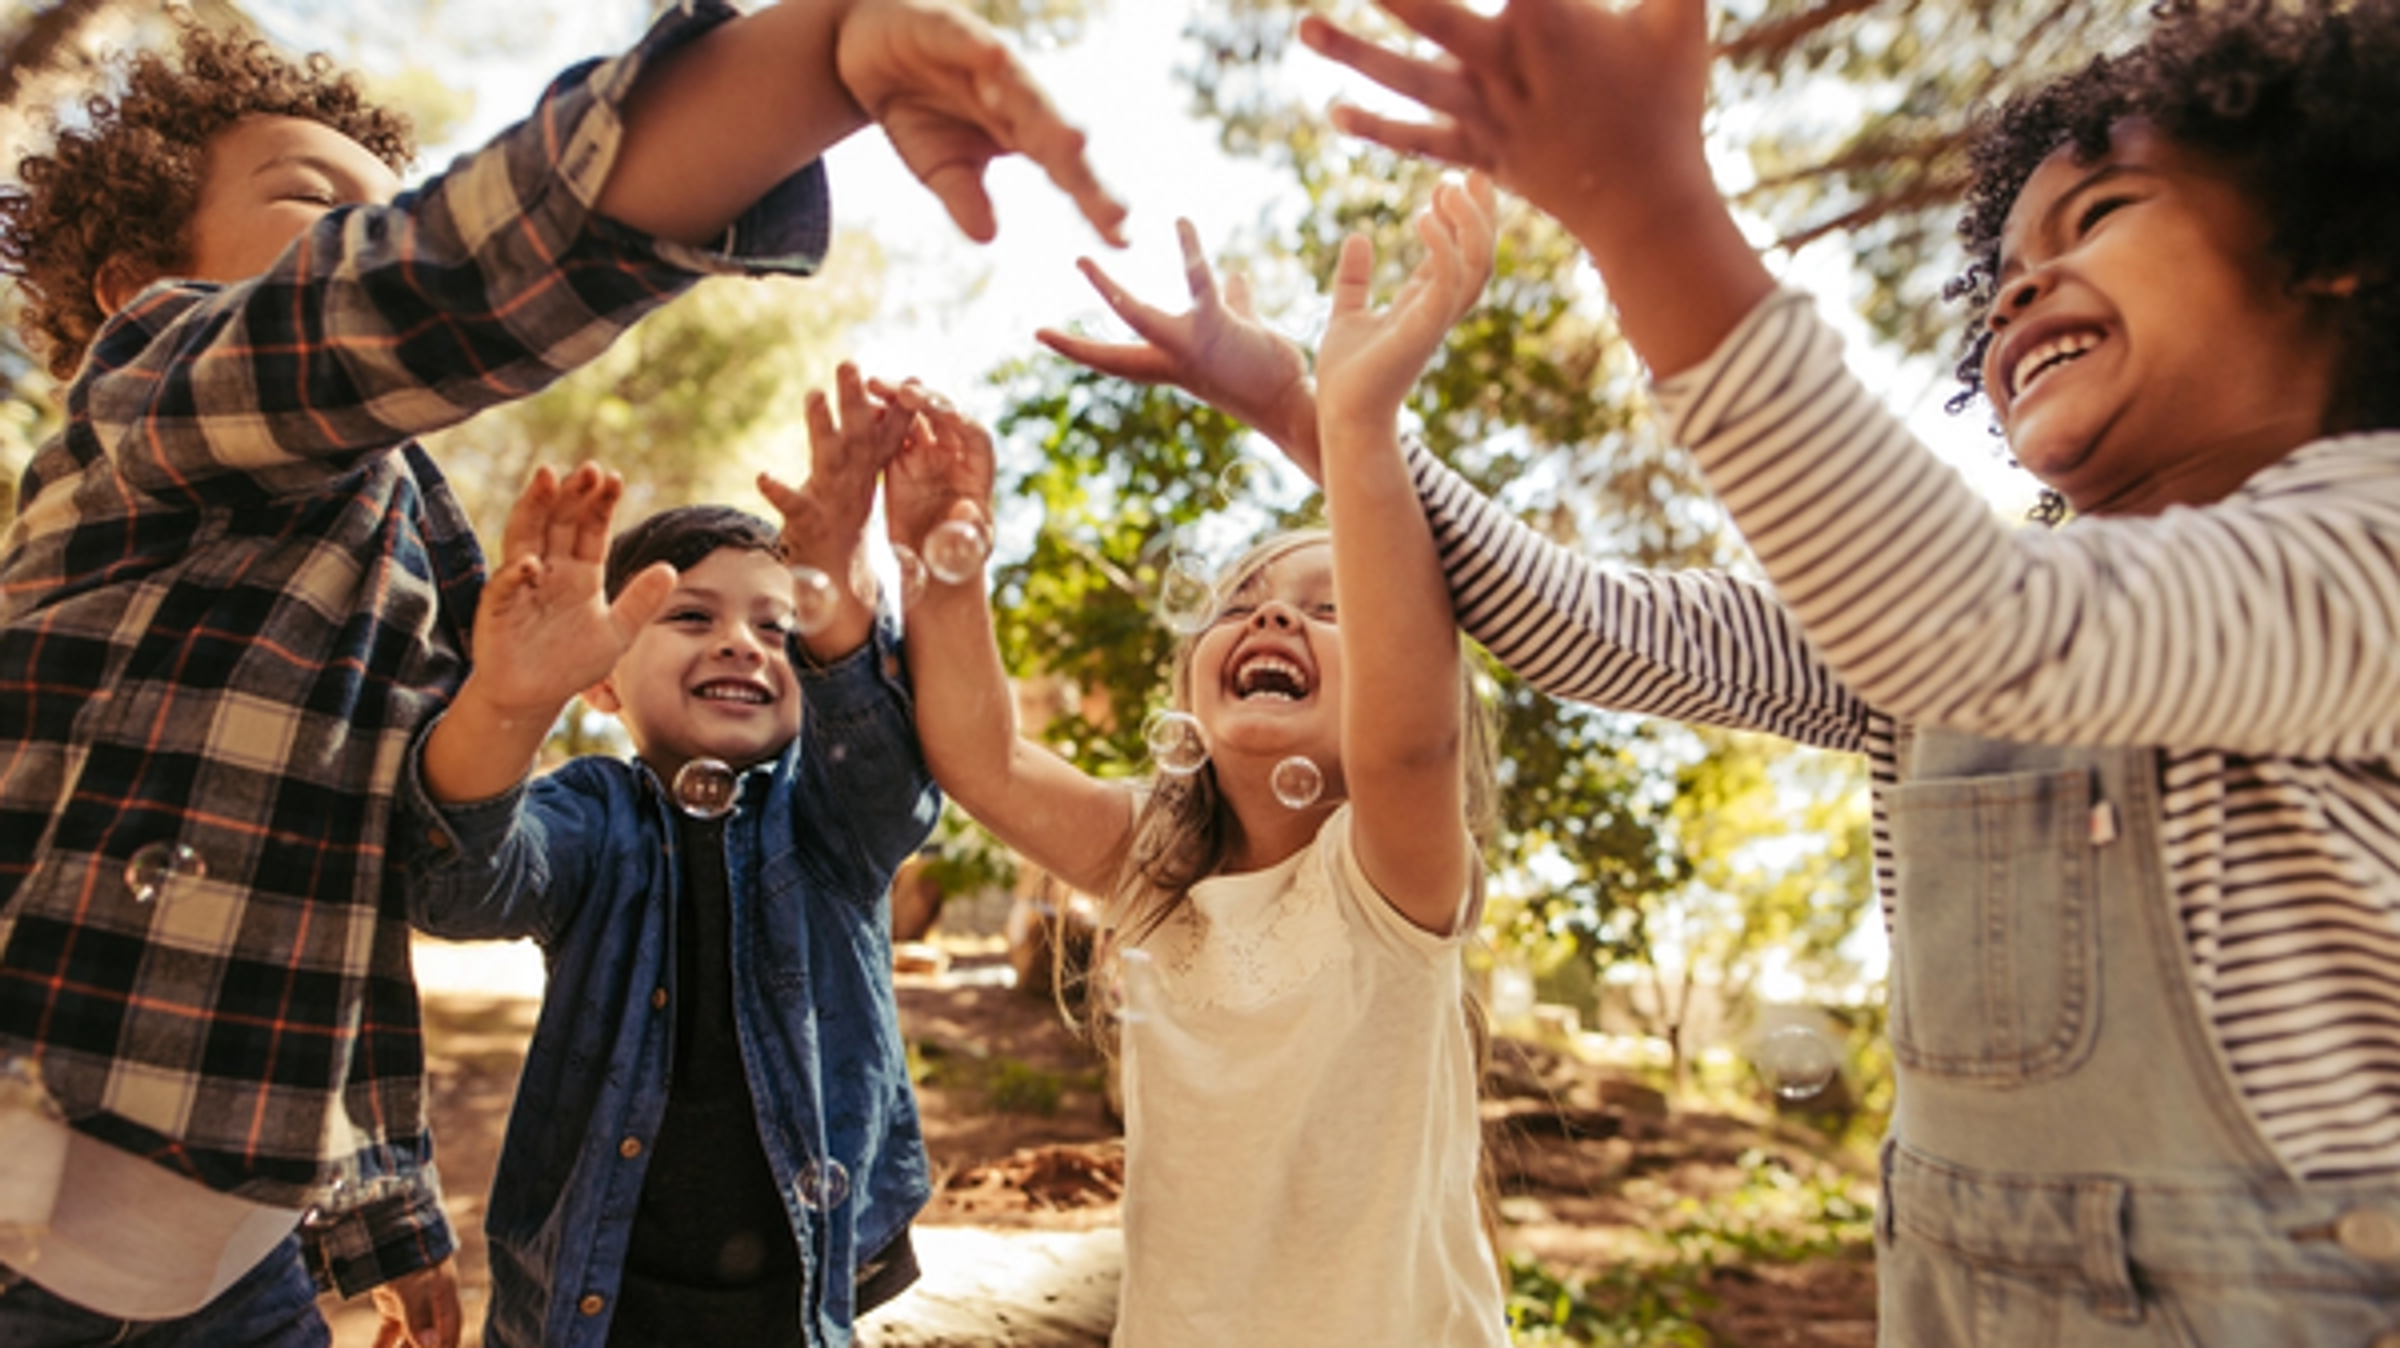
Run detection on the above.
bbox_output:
[1997,160,2143,284]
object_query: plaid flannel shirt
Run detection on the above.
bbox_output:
[0,0,829,1293]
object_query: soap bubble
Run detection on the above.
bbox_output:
[795,1157,851,1211]
[124,841,206,905]
[1104,947,1159,1026]
[1755,1024,1841,1102]
[672,758,740,820]
[1155,557,1218,636]
[923,519,994,585]
[890,543,929,608]
[789,566,841,636]
[1143,711,1209,776]
[1269,756,1324,809]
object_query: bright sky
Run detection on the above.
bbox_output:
[392,0,2037,525]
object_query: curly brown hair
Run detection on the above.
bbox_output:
[1947,0,2400,452]
[0,20,414,379]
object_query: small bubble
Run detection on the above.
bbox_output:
[673,758,740,819]
[891,544,929,608]
[124,841,206,905]
[1269,756,1324,809]
[1214,461,1261,507]
[1142,711,1209,776]
[789,566,841,636]
[924,519,993,585]
[1155,557,1217,635]
[1755,1024,1841,1101]
[795,1158,850,1211]
[1105,947,1157,1026]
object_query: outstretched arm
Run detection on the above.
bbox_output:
[877,380,1136,898]
[420,463,676,804]
[1316,176,1497,934]
[601,0,1126,249]
[758,361,913,664]
[1300,0,1771,379]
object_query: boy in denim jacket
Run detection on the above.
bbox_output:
[0,2,1119,1342]
[400,367,935,1347]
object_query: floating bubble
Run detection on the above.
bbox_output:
[923,519,994,585]
[1155,557,1218,636]
[795,1157,851,1212]
[1755,1024,1841,1102]
[1104,947,1158,1026]
[890,543,929,608]
[124,841,206,905]
[1269,756,1324,809]
[0,1057,66,1267]
[672,758,740,820]
[1214,460,1262,508]
[789,565,841,637]
[1143,711,1209,776]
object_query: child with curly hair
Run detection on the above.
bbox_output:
[1046,0,2400,1339]
[0,5,1121,1345]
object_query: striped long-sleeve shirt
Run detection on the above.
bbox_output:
[0,0,830,1281]
[1410,288,2400,1182]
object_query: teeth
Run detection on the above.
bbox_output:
[2012,331,2099,399]
[697,684,767,705]
[1234,655,1307,700]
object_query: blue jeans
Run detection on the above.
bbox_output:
[0,1236,328,1348]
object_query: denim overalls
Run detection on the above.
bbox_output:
[1880,729,2400,1346]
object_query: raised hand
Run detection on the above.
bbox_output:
[1301,0,1770,377]
[369,1259,462,1348]
[838,0,1128,246]
[1316,175,1497,433]
[1037,218,1323,475]
[471,463,673,723]
[873,378,997,559]
[758,362,912,579]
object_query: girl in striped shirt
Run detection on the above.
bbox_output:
[1050,0,2400,1340]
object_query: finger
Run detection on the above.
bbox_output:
[1330,233,1377,319]
[498,465,560,566]
[1034,327,1174,383]
[1174,218,1220,308]
[1297,13,1490,119]
[965,47,1129,246]
[1224,268,1258,322]
[1326,101,1488,172]
[422,1276,464,1348]
[1368,0,1508,63]
[572,468,624,566]
[544,463,602,566]
[834,362,874,452]
[1072,256,1185,348]
[804,388,839,466]
[610,561,679,643]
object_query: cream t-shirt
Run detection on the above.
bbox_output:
[1112,806,1507,1347]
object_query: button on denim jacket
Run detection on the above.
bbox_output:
[395,619,940,1348]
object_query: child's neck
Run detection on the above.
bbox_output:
[1219,790,1337,876]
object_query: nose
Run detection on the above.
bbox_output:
[718,625,769,661]
[1987,271,2048,332]
[1247,601,1300,632]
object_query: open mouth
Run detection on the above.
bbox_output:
[1231,653,1311,702]
[2009,330,2101,401]
[694,680,771,706]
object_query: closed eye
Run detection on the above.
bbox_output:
[2075,193,2132,236]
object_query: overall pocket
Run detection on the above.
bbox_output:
[1888,768,2101,1084]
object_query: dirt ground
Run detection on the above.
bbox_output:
[323,937,1879,1347]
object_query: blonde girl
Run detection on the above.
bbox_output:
[884,176,1511,1347]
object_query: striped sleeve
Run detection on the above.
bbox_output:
[1654,290,2400,761]
[1407,442,1874,755]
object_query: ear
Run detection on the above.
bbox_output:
[91,254,160,316]
[582,678,624,716]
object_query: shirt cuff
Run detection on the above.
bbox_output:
[299,1164,457,1298]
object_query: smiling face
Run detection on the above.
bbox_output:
[1185,540,1344,781]
[1980,119,2350,516]
[588,547,802,784]
[179,113,400,285]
